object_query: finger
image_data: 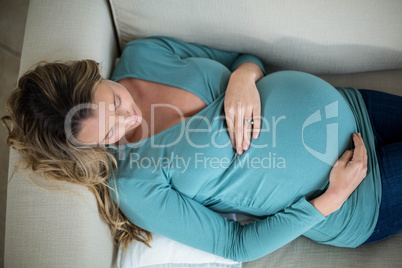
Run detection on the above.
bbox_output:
[235,101,244,154]
[351,133,368,179]
[358,133,368,161]
[358,133,368,173]
[337,149,354,167]
[243,107,253,150]
[352,133,365,161]
[225,114,235,148]
[252,104,261,139]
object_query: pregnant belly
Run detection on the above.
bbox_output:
[231,71,358,214]
[171,71,358,216]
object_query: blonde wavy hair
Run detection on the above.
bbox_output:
[1,60,152,250]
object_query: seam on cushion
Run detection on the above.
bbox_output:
[107,0,122,53]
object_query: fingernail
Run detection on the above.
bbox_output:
[237,147,243,155]
[243,143,249,150]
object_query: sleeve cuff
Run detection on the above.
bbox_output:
[294,197,327,222]
[230,54,267,75]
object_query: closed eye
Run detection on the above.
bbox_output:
[105,94,121,141]
[113,94,122,110]
[105,128,114,140]
[116,95,122,109]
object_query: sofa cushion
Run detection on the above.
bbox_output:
[109,0,402,74]
[243,232,402,267]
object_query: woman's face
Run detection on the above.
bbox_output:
[76,79,142,145]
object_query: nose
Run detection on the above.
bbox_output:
[116,107,131,119]
[115,105,136,130]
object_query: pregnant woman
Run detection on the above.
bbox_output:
[2,36,401,261]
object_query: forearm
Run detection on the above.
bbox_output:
[232,197,325,261]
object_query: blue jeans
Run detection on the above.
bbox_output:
[358,89,402,245]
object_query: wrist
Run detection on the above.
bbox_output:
[232,68,257,82]
[325,185,349,206]
[309,190,343,217]
[232,62,263,82]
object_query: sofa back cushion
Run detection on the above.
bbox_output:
[109,0,402,74]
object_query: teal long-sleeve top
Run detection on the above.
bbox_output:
[106,36,381,262]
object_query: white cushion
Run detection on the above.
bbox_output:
[109,0,402,74]
[117,233,241,268]
[5,150,116,268]
[116,213,242,267]
[20,0,118,78]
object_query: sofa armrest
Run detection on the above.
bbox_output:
[18,0,118,78]
[5,0,118,267]
[5,150,117,268]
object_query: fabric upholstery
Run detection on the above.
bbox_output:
[109,0,402,74]
[18,0,118,78]
[5,0,118,267]
[5,150,117,268]
[243,233,402,267]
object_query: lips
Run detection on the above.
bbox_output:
[127,108,138,129]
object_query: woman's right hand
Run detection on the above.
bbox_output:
[310,133,368,216]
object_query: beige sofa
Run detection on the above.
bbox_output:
[5,0,402,267]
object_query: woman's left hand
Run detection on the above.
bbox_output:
[224,66,262,155]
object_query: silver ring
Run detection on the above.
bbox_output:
[244,119,253,125]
